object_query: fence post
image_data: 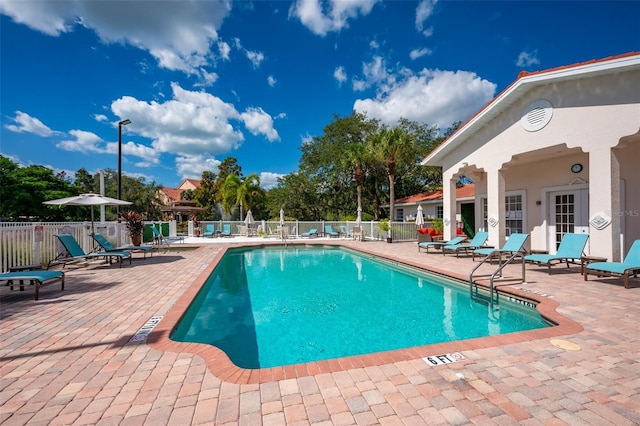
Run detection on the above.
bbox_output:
[33,223,43,266]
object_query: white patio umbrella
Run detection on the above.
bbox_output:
[415,205,425,228]
[279,208,285,226]
[356,206,362,226]
[43,193,132,234]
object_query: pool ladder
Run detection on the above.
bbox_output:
[469,250,527,311]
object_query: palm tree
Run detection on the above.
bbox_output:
[336,113,379,217]
[367,125,416,222]
[221,173,264,220]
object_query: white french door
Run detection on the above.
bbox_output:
[548,189,589,253]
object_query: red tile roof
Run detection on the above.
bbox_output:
[395,184,475,204]
[183,179,201,187]
[159,187,181,202]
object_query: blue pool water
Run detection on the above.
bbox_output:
[171,246,548,369]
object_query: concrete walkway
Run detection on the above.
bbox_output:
[1,239,638,425]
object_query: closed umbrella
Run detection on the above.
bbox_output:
[415,205,425,228]
[244,210,255,226]
[279,208,286,240]
[356,207,362,226]
[43,193,132,234]
[244,210,255,236]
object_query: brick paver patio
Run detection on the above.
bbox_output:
[1,238,638,425]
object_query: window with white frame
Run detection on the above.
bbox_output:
[396,208,404,221]
[436,206,443,219]
[480,191,525,236]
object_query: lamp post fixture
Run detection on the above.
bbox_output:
[117,119,131,221]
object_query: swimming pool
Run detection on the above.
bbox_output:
[171,246,549,369]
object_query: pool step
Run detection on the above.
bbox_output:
[471,291,492,306]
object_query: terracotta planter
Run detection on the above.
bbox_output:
[131,234,142,246]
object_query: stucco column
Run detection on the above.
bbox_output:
[486,168,506,248]
[588,147,621,260]
[443,176,457,239]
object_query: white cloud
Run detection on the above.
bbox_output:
[94,114,108,122]
[288,0,380,36]
[56,129,105,153]
[259,172,285,190]
[56,129,160,164]
[240,107,280,142]
[410,47,432,60]
[196,69,219,87]
[515,50,540,68]
[218,41,231,60]
[4,111,55,137]
[246,50,265,68]
[334,66,347,85]
[0,0,233,75]
[353,68,496,130]
[416,0,438,36]
[110,83,280,158]
[267,75,277,87]
[175,155,220,180]
[352,55,388,91]
[301,133,314,145]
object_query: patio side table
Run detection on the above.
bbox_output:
[580,255,607,275]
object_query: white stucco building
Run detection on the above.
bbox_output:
[422,52,640,261]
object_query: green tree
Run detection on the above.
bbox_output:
[74,168,95,193]
[0,155,78,220]
[193,170,220,220]
[265,172,324,221]
[367,125,416,221]
[299,112,380,220]
[215,157,242,204]
[221,173,264,220]
[119,174,162,220]
[180,189,194,200]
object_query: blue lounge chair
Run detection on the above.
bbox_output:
[92,233,153,258]
[324,225,339,238]
[0,270,65,300]
[584,239,640,289]
[340,225,350,238]
[418,236,465,253]
[219,224,232,237]
[302,228,318,238]
[473,233,529,261]
[525,233,589,273]
[203,224,216,238]
[442,232,489,257]
[55,234,131,268]
[151,225,185,247]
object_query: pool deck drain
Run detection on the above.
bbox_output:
[128,315,163,343]
[1,239,638,425]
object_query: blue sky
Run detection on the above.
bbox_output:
[1,1,638,190]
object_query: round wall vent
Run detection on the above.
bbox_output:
[521,99,553,132]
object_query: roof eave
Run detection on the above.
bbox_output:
[421,53,640,167]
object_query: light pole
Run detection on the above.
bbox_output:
[117,119,131,220]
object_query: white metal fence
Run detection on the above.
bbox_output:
[0,221,171,272]
[1,220,439,272]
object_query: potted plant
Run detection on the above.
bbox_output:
[432,218,444,240]
[379,219,392,243]
[121,211,144,246]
